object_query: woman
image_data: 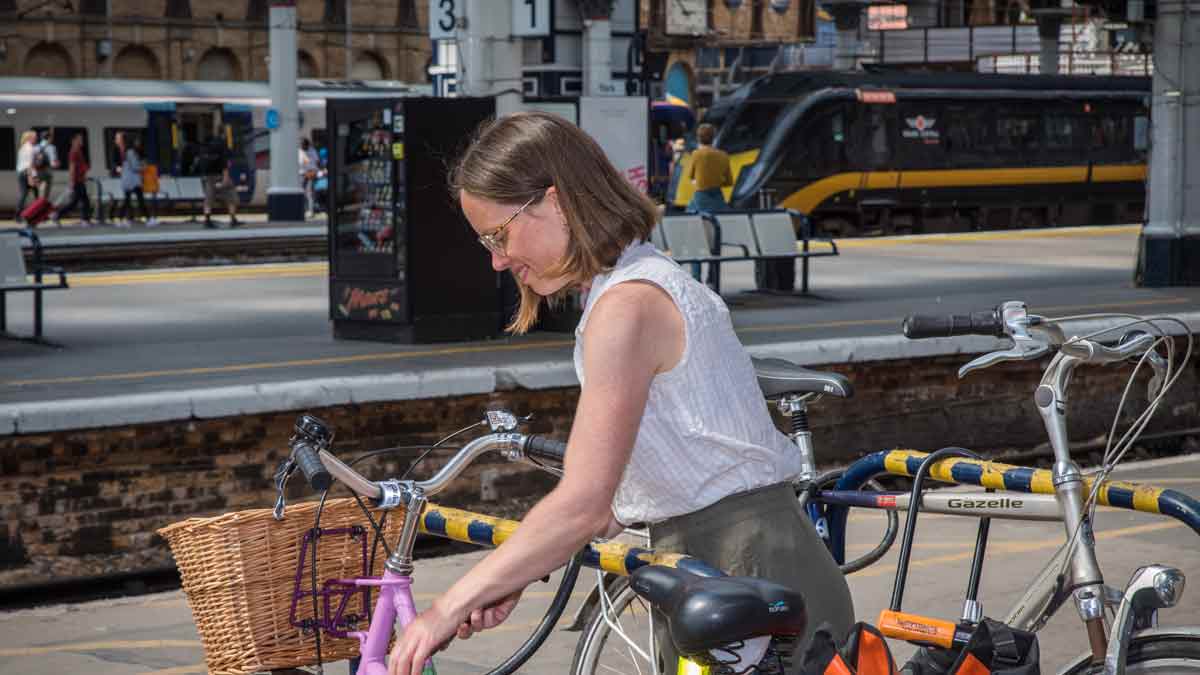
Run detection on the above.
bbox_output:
[117,137,150,227]
[14,130,38,222]
[685,122,732,215]
[53,133,93,226]
[387,112,853,675]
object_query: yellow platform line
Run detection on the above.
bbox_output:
[72,262,328,287]
[832,224,1140,250]
[3,340,573,387]
[852,519,1182,578]
[0,638,201,657]
[52,225,1141,287]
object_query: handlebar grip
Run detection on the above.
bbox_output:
[293,440,333,492]
[902,310,1004,339]
[524,436,567,463]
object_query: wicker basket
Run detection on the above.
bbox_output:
[159,497,405,675]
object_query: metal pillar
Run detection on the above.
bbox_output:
[267,0,305,223]
[1033,11,1066,75]
[579,0,616,96]
[460,0,522,114]
[1137,0,1200,286]
[823,1,869,71]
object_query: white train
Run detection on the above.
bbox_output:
[0,77,431,213]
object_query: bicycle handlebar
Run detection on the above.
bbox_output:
[902,301,1169,381]
[902,309,1005,339]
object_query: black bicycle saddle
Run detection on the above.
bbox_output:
[629,565,807,655]
[752,357,854,399]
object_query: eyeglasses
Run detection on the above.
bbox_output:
[478,192,540,256]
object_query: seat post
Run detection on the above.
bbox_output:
[777,394,816,482]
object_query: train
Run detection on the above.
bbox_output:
[669,71,1152,236]
[0,77,431,213]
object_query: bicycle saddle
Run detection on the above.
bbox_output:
[629,565,807,655]
[752,357,854,399]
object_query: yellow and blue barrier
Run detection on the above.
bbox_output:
[419,504,724,578]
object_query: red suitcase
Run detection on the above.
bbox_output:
[20,197,54,226]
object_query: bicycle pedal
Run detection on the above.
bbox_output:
[877,610,972,649]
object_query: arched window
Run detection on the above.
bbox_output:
[114,45,161,79]
[298,50,319,78]
[351,51,388,80]
[25,42,74,78]
[196,47,242,81]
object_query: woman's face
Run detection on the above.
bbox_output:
[460,188,572,297]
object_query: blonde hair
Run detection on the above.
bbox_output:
[451,112,657,334]
[20,130,37,146]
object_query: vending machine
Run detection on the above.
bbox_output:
[326,97,498,343]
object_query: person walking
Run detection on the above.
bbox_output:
[35,130,60,201]
[14,131,38,223]
[199,137,239,228]
[117,138,150,227]
[52,133,93,227]
[385,112,853,675]
[299,137,320,217]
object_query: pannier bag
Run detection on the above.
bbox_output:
[800,618,1039,675]
[901,619,1039,675]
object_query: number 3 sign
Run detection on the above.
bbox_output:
[429,0,458,40]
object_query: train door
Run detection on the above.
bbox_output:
[175,104,254,203]
[845,100,900,235]
[144,104,175,174]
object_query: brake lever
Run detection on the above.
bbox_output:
[1144,346,1168,403]
[273,456,297,520]
[958,331,1050,378]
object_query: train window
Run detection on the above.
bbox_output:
[941,104,993,167]
[721,101,786,154]
[1134,114,1149,158]
[995,110,1041,156]
[0,128,13,171]
[849,105,891,170]
[104,127,144,171]
[31,126,90,166]
[1044,114,1086,151]
[776,104,848,181]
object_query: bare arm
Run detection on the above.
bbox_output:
[388,281,685,675]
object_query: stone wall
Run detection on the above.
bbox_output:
[1,348,1195,588]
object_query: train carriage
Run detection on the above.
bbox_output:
[0,78,429,214]
[670,71,1151,237]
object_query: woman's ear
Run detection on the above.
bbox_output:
[545,186,566,225]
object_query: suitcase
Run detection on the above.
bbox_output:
[20,197,54,226]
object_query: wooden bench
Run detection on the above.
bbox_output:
[656,210,839,294]
[1,229,69,343]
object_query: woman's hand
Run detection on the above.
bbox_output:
[455,590,522,640]
[387,599,461,675]
[387,591,521,675]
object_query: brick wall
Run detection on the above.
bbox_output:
[1,349,1195,588]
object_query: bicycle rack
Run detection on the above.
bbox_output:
[289,525,373,638]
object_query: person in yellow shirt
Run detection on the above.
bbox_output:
[685,122,732,214]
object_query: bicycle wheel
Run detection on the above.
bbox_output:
[797,470,899,575]
[570,573,661,675]
[1061,635,1200,673]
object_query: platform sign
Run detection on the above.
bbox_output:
[580,97,649,194]
[512,0,550,37]
[430,0,459,40]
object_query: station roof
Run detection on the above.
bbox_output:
[0,77,432,104]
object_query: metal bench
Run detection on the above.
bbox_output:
[749,210,839,294]
[1,229,68,344]
[657,210,839,294]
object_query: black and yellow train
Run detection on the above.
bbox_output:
[670,71,1151,236]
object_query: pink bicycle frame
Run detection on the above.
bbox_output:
[347,569,434,675]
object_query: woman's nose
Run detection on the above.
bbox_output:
[490,250,510,272]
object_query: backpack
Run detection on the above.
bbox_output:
[32,147,48,171]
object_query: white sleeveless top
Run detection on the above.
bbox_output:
[573,241,801,525]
